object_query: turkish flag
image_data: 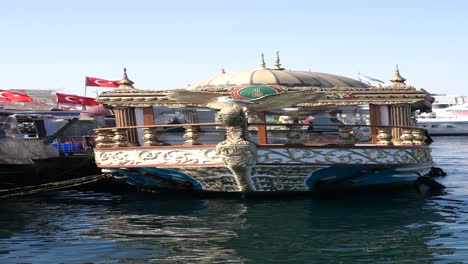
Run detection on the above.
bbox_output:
[85,77,120,88]
[0,89,33,102]
[56,93,99,106]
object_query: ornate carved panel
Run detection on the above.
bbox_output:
[257,147,432,165]
[173,167,239,192]
[94,148,222,166]
[251,166,313,191]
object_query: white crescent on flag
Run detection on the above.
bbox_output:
[0,92,9,98]
[65,96,79,103]
[56,92,98,105]
[95,79,111,86]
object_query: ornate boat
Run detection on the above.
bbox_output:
[93,56,439,194]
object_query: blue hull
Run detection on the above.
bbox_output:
[306,164,432,192]
[110,162,434,193]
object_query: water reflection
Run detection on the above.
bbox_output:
[81,195,249,263]
[1,190,466,263]
[229,194,454,263]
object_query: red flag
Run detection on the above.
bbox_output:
[0,89,33,102]
[56,93,99,106]
[85,77,120,88]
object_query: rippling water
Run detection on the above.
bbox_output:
[1,137,468,263]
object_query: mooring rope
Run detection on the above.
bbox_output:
[0,174,106,199]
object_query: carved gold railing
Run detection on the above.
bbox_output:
[94,123,216,148]
[93,123,431,148]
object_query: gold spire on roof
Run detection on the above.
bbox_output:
[273,51,284,70]
[259,53,266,69]
[390,65,406,84]
[118,68,135,89]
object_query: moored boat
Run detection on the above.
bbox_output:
[93,57,440,195]
[0,109,113,189]
[417,95,468,136]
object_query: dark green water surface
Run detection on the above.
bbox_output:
[1,137,467,263]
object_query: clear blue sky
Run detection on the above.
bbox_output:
[1,0,467,97]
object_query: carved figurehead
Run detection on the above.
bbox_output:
[167,89,325,123]
[167,89,325,192]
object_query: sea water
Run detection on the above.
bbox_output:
[0,137,468,263]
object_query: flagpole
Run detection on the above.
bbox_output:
[54,91,59,110]
[82,77,87,111]
[84,77,87,97]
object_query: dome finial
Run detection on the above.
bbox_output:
[118,68,135,88]
[390,64,406,84]
[273,51,284,70]
[259,53,266,69]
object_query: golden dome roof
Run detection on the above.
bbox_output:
[188,52,369,91]
[188,69,369,90]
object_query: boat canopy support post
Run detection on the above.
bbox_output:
[115,107,139,146]
[369,104,382,144]
[389,104,412,144]
[257,111,267,144]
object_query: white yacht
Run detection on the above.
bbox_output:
[417,95,468,136]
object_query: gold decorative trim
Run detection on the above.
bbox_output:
[256,147,431,164]
[94,148,222,166]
